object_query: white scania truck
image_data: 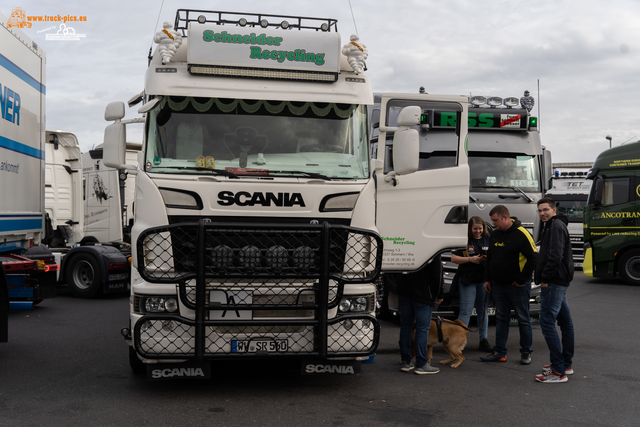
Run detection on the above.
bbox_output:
[106,10,469,378]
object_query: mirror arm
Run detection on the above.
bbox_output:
[384,171,398,186]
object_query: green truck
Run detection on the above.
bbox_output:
[584,141,640,285]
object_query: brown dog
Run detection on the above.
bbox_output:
[411,318,469,368]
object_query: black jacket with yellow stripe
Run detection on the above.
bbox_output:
[484,217,538,286]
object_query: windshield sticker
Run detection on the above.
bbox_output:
[510,179,537,187]
[153,157,162,166]
[225,167,269,176]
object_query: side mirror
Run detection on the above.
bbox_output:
[591,176,603,206]
[103,102,127,169]
[392,106,420,175]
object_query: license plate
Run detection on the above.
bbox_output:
[574,262,583,268]
[232,339,288,353]
[108,273,127,281]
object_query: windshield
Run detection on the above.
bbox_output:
[469,154,541,192]
[144,97,369,179]
[556,199,586,222]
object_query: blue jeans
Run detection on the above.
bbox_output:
[457,279,489,340]
[540,284,574,375]
[491,281,532,356]
[399,296,434,369]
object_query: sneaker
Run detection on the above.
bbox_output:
[400,361,414,372]
[542,364,574,375]
[414,364,440,375]
[520,353,532,365]
[535,370,568,383]
[480,353,507,362]
[479,339,493,352]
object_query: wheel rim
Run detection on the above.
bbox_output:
[625,256,640,280]
[72,260,95,290]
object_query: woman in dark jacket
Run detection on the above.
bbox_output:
[452,216,491,352]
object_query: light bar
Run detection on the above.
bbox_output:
[470,96,486,106]
[189,64,338,82]
[503,97,519,107]
[487,96,502,107]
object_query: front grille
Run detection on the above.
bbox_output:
[134,221,382,360]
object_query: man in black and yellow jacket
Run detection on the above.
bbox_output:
[481,205,537,365]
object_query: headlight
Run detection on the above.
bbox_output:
[138,296,179,313]
[338,295,374,313]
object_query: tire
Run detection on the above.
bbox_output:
[618,249,640,286]
[66,253,103,298]
[129,347,146,375]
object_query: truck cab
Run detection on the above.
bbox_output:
[105,10,469,377]
[584,141,640,285]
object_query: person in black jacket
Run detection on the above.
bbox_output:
[480,205,537,365]
[396,256,444,375]
[534,197,575,383]
[451,216,491,352]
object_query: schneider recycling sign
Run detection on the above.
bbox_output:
[188,23,341,73]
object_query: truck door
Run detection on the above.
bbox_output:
[375,94,469,271]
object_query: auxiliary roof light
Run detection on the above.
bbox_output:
[487,96,502,107]
[320,22,329,31]
[503,97,519,108]
[280,20,290,29]
[470,96,486,106]
[260,19,269,28]
[197,15,207,24]
[238,18,247,26]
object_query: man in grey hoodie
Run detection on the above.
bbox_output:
[534,197,575,383]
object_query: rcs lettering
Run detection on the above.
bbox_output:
[439,112,494,128]
[0,83,21,125]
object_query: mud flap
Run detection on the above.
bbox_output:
[301,359,361,375]
[147,362,212,380]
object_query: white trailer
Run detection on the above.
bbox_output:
[0,12,56,341]
[104,10,469,378]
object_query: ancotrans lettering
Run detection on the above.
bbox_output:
[202,30,326,66]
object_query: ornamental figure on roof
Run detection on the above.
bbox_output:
[342,34,368,74]
[520,90,535,112]
[154,21,183,64]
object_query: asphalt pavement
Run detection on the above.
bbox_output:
[1,271,639,427]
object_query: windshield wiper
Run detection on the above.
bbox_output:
[155,166,239,178]
[267,170,334,180]
[476,185,534,203]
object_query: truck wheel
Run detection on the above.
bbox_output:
[129,347,146,376]
[619,249,640,286]
[66,254,103,298]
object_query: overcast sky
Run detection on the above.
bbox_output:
[6,0,640,163]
